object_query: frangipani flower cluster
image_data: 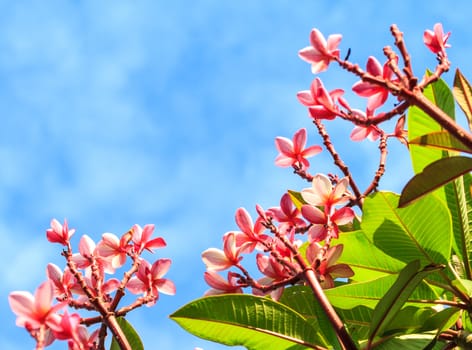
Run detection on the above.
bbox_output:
[200,22,452,306]
[9,220,175,350]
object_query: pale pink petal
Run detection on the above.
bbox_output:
[308,225,327,242]
[9,291,35,322]
[302,145,322,158]
[78,235,95,258]
[365,56,382,76]
[201,248,231,271]
[126,278,146,294]
[34,280,55,317]
[332,177,350,202]
[275,155,295,167]
[235,208,254,235]
[292,128,307,153]
[309,28,328,55]
[306,242,322,265]
[275,137,294,156]
[331,207,355,225]
[326,34,342,54]
[350,126,369,141]
[296,90,316,106]
[144,237,166,251]
[102,278,120,294]
[301,205,326,224]
[157,279,176,295]
[151,258,172,279]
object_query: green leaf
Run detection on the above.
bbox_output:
[280,286,343,349]
[109,317,144,350]
[288,190,307,210]
[371,334,444,350]
[362,192,452,267]
[170,294,324,350]
[367,260,442,345]
[453,68,472,131]
[446,173,472,279]
[399,156,472,207]
[409,131,472,154]
[324,273,438,310]
[408,72,455,174]
[336,230,405,281]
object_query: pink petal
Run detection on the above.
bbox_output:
[309,28,328,55]
[275,136,294,156]
[34,280,54,317]
[292,128,307,153]
[275,155,294,167]
[301,205,326,224]
[326,34,342,54]
[235,208,254,235]
[126,278,146,294]
[145,237,167,250]
[157,279,176,295]
[331,207,355,225]
[350,126,368,141]
[78,235,95,258]
[151,258,172,279]
[297,90,315,106]
[365,56,382,76]
[201,248,231,271]
[302,145,322,158]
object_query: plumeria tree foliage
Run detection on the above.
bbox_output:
[171,23,472,350]
[9,22,472,350]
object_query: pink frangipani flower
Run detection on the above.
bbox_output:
[202,232,242,271]
[46,219,75,246]
[267,193,306,234]
[132,224,166,254]
[275,128,322,170]
[299,28,342,74]
[306,243,354,288]
[297,78,346,120]
[424,23,450,56]
[349,109,382,142]
[352,56,397,112]
[9,280,66,331]
[301,204,354,241]
[301,173,351,213]
[96,232,130,269]
[232,207,270,254]
[126,258,176,306]
[254,253,292,300]
[203,271,243,296]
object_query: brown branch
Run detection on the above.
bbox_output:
[363,134,387,197]
[312,119,363,207]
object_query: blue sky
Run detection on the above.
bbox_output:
[2,1,471,349]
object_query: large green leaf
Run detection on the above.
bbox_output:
[280,286,343,349]
[324,273,438,310]
[336,230,405,281]
[370,334,444,350]
[367,260,442,345]
[362,192,452,268]
[170,294,325,350]
[399,156,472,207]
[408,72,455,174]
[445,173,472,279]
[409,131,472,154]
[453,68,472,131]
[109,317,144,350]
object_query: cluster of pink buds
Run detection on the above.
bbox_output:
[9,219,175,350]
[201,22,452,301]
